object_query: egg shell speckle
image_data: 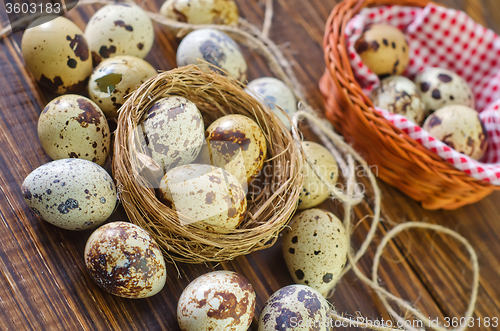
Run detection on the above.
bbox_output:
[21,16,92,94]
[159,164,247,231]
[160,0,239,25]
[245,77,297,130]
[203,114,267,187]
[84,221,167,299]
[370,76,426,125]
[258,284,330,331]
[88,55,157,118]
[177,270,256,331]
[423,105,487,160]
[84,4,154,65]
[355,24,409,77]
[140,96,205,178]
[415,67,475,113]
[21,159,117,230]
[38,95,110,165]
[282,209,348,297]
[176,28,247,82]
[298,141,339,210]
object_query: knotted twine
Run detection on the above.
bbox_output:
[0,1,479,329]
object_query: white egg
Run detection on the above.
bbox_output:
[282,209,348,297]
[84,4,154,64]
[245,77,297,129]
[38,95,110,165]
[21,159,117,230]
[177,28,247,82]
[88,55,157,118]
[160,0,239,25]
[298,141,339,210]
[258,284,331,331]
[159,164,247,231]
[138,96,205,180]
[177,270,256,331]
[84,221,167,299]
[415,67,475,113]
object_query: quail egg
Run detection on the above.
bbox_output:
[282,209,348,297]
[203,114,267,187]
[177,28,247,82]
[21,159,117,230]
[354,24,409,78]
[423,105,487,160]
[245,77,297,130]
[22,16,92,94]
[84,3,154,65]
[415,67,475,113]
[298,141,339,210]
[38,95,110,165]
[139,96,205,179]
[84,221,167,299]
[370,75,426,125]
[159,164,247,231]
[88,55,157,118]
[160,0,239,25]
[177,270,256,331]
[258,284,331,331]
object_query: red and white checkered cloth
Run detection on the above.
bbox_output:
[346,4,500,185]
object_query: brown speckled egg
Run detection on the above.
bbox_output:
[354,24,409,77]
[203,114,267,187]
[21,16,92,94]
[298,141,339,210]
[88,55,157,118]
[423,105,487,160]
[84,221,167,299]
[160,0,239,25]
[159,164,246,231]
[177,271,256,331]
[140,96,205,178]
[282,209,348,297]
[415,67,475,113]
[38,95,110,165]
[21,159,117,230]
[258,284,330,331]
[370,76,426,125]
[84,4,154,65]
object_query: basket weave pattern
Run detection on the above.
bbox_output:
[320,0,499,210]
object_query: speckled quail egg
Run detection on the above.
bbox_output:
[38,95,110,165]
[139,96,204,179]
[245,77,297,130]
[177,270,256,331]
[354,24,409,77]
[177,28,247,82]
[84,3,154,65]
[423,105,487,160]
[88,55,157,118]
[203,114,267,187]
[21,159,117,230]
[370,76,426,125]
[160,0,239,25]
[282,209,348,297]
[415,67,475,113]
[22,16,92,94]
[258,284,331,331]
[159,164,247,231]
[298,141,339,210]
[84,221,167,299]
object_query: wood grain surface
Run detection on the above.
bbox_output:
[1,0,500,330]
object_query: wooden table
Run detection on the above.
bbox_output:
[1,0,500,330]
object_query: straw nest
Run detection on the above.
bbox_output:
[113,65,303,263]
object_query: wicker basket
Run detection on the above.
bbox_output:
[320,0,500,210]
